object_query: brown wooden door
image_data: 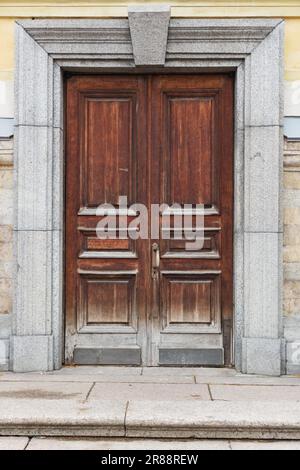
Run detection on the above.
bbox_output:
[65,74,233,366]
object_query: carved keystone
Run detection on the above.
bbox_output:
[128,4,170,66]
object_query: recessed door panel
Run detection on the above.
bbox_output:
[79,273,136,326]
[161,272,222,333]
[84,97,134,207]
[168,97,214,206]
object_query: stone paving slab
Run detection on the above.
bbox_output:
[52,366,142,376]
[0,398,127,437]
[0,372,195,384]
[27,437,231,450]
[210,385,300,401]
[142,367,237,377]
[195,375,300,386]
[0,437,29,450]
[2,369,300,386]
[231,440,300,450]
[89,383,210,402]
[0,381,93,401]
[126,400,300,439]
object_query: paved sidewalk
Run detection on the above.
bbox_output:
[0,367,300,444]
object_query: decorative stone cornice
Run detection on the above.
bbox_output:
[17,19,133,60]
[167,18,282,57]
[17,17,283,62]
[0,139,13,168]
[168,18,279,41]
[22,19,131,46]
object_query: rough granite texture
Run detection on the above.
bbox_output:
[128,4,170,66]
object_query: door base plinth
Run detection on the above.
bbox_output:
[73,347,141,366]
[159,348,224,367]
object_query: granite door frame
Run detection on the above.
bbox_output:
[12,13,284,375]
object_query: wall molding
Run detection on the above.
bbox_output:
[12,16,284,375]
[284,139,300,170]
[0,139,13,168]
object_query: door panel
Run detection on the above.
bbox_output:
[168,97,214,205]
[65,74,233,366]
[161,272,221,330]
[79,273,136,326]
[84,98,134,206]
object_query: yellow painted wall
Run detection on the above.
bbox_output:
[1,1,300,18]
[0,18,14,83]
[0,1,299,81]
[285,19,300,81]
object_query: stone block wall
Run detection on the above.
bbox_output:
[0,138,13,370]
[283,139,300,374]
[0,137,300,373]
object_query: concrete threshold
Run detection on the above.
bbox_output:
[0,399,300,440]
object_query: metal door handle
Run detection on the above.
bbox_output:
[152,243,160,279]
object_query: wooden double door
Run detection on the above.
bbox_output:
[65,74,233,366]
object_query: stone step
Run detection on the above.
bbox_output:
[1,398,300,440]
